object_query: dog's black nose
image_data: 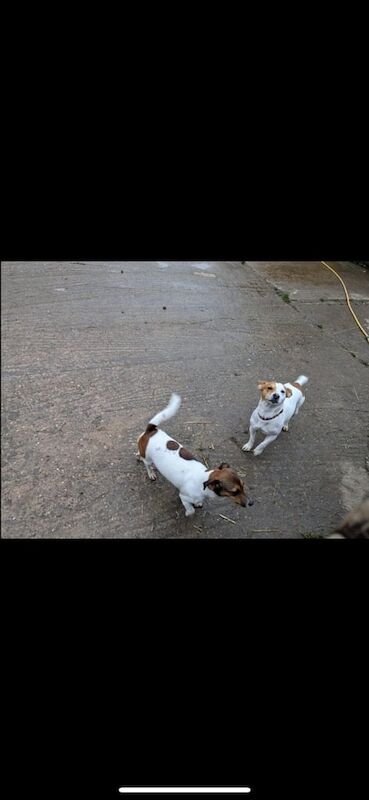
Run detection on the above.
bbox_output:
[247,498,254,507]
[273,393,279,400]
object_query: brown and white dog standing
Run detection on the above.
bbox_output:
[137,393,254,516]
[243,375,308,456]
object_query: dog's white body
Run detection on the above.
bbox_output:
[145,428,213,509]
[243,375,308,456]
[137,394,249,516]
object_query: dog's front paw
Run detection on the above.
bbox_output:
[193,503,203,508]
[282,424,289,432]
[242,442,253,452]
[185,509,195,517]
[253,447,263,457]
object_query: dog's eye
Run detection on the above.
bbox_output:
[281,389,285,394]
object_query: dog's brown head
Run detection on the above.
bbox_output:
[203,463,253,508]
[258,380,292,403]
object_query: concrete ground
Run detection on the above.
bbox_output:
[1,260,368,538]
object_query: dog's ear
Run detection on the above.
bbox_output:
[257,380,267,390]
[218,462,230,469]
[285,386,292,398]
[203,479,222,494]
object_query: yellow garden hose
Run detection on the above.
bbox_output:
[320,261,369,343]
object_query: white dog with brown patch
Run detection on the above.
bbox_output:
[137,393,254,516]
[242,375,308,456]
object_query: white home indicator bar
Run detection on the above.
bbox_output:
[119,790,251,795]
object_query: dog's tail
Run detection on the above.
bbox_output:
[149,393,181,427]
[295,375,309,387]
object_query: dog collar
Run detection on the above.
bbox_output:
[258,408,284,421]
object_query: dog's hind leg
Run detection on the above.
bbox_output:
[137,454,157,480]
[294,394,305,416]
[284,394,305,431]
